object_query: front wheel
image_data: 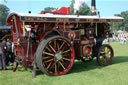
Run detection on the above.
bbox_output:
[36,36,75,76]
[97,44,114,66]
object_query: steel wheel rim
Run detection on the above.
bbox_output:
[41,37,74,76]
[98,45,114,66]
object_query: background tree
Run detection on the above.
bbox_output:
[0,4,9,25]
[70,0,91,15]
[78,3,91,15]
[41,7,56,12]
[114,11,128,32]
[70,0,75,15]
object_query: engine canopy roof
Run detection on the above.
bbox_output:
[6,12,124,25]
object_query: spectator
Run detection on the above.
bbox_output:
[6,39,14,65]
[124,37,127,44]
[0,40,7,70]
[120,37,123,44]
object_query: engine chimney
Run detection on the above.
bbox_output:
[91,0,97,15]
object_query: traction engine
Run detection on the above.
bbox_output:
[6,0,123,76]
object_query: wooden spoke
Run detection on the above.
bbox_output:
[54,40,56,49]
[55,63,57,73]
[57,42,60,50]
[43,52,54,56]
[63,49,71,54]
[63,54,68,57]
[50,62,55,69]
[59,41,65,50]
[46,46,52,52]
[47,62,52,69]
[57,62,60,68]
[49,44,56,53]
[44,58,54,63]
[43,56,52,60]
[59,61,65,70]
[60,59,64,63]
[63,57,71,62]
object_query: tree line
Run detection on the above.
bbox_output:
[0,2,128,32]
[0,4,9,25]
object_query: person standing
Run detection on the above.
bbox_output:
[0,40,7,70]
[6,39,14,65]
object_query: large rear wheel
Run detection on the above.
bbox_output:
[36,36,75,76]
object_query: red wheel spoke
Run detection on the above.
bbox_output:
[43,52,54,56]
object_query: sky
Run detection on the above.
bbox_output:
[0,0,128,16]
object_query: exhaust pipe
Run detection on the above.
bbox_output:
[91,0,97,15]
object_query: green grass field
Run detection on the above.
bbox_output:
[0,42,128,85]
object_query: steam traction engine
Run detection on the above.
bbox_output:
[6,1,123,76]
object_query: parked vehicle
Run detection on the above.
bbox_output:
[0,26,11,41]
[6,0,123,76]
